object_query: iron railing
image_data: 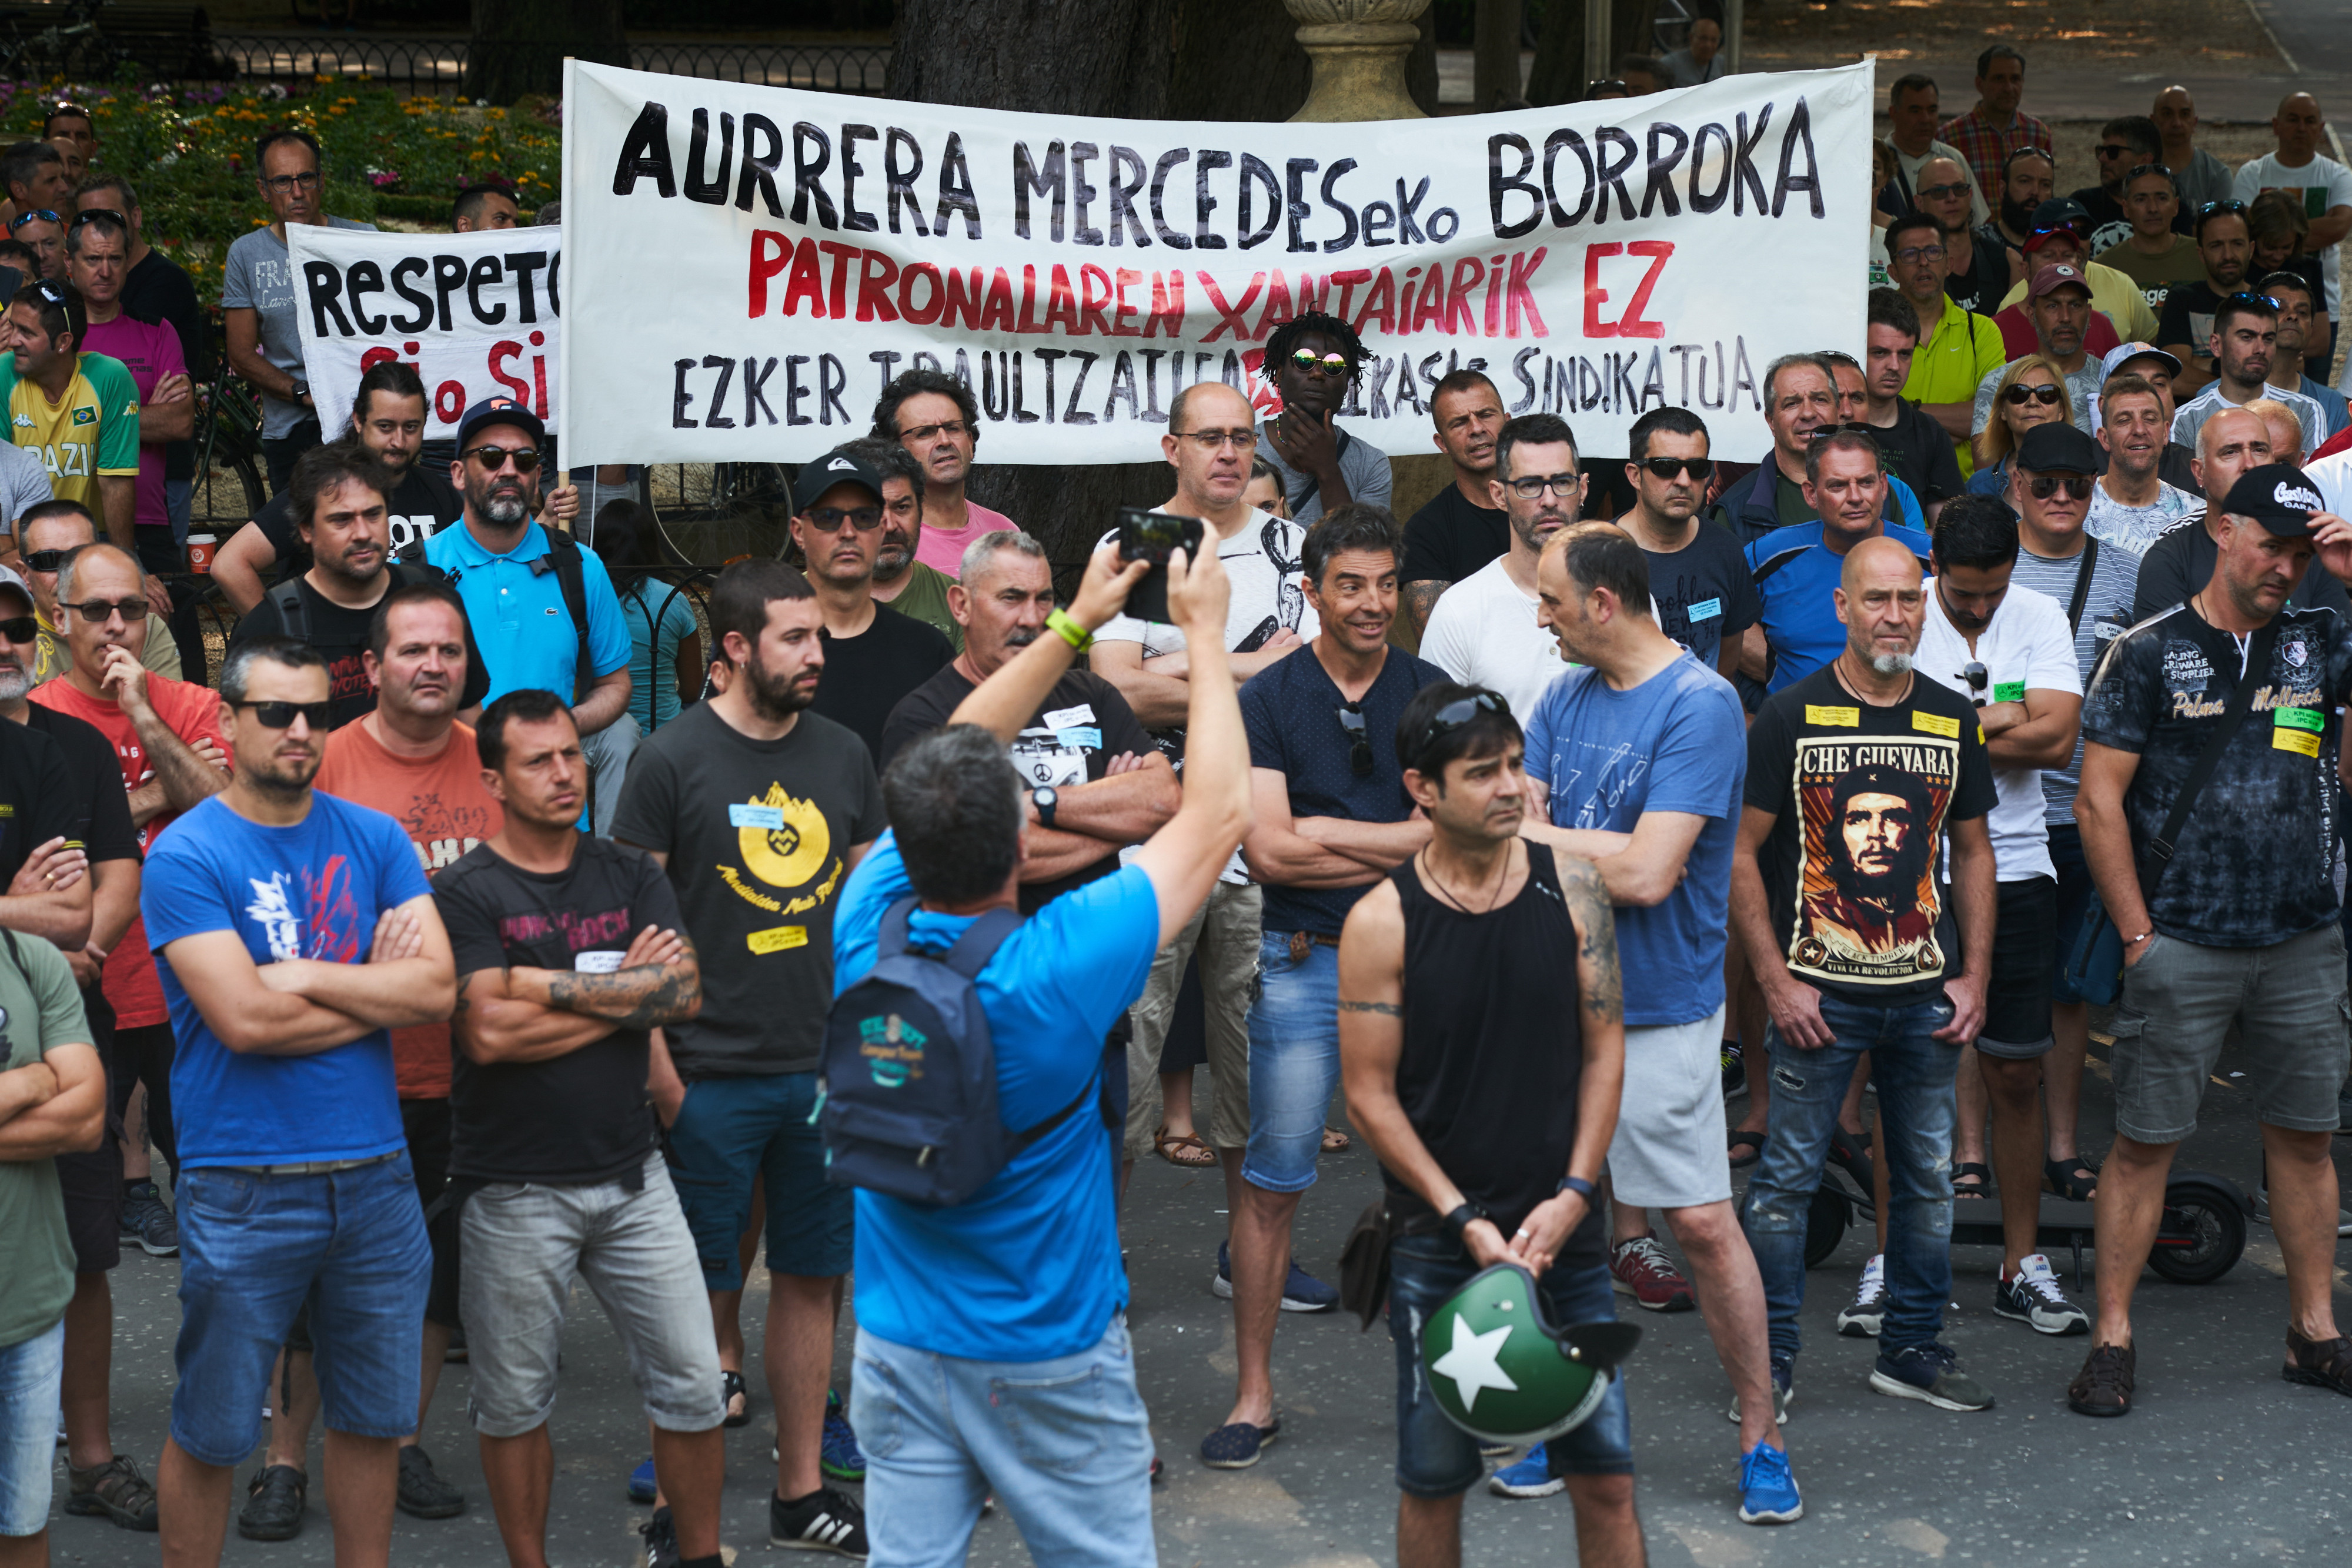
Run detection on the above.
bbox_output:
[210,34,889,96]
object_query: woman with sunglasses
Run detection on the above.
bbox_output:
[1967,357,2073,494]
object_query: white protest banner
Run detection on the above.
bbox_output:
[289,225,562,442]
[561,59,1870,465]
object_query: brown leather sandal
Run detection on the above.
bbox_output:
[1154,1125,1217,1168]
[2284,1328,2352,1395]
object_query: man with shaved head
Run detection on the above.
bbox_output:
[2151,86,2233,216]
[2133,407,2352,620]
[2234,92,2352,359]
[1735,533,2000,1418]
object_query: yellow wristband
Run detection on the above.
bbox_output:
[1047,607,1094,653]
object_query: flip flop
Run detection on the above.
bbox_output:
[1321,1125,1352,1154]
[1728,1130,1765,1169]
[1154,1125,1217,1169]
[2044,1155,2099,1202]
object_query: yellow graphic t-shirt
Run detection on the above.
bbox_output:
[0,351,141,516]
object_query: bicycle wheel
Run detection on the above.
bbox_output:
[189,450,266,540]
[644,461,793,564]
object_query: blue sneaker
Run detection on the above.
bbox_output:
[1737,1442,1803,1524]
[1212,1242,1338,1313]
[1486,1445,1563,1499]
[821,1389,866,1482]
[626,1455,655,1505]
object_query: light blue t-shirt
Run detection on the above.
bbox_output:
[425,520,632,707]
[619,579,700,733]
[834,832,1160,1363]
[1523,653,1747,1027]
[1745,520,1935,694]
[142,793,432,1168]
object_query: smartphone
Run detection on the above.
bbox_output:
[1115,507,1206,624]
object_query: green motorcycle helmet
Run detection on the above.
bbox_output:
[1418,1262,1642,1445]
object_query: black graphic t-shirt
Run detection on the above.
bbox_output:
[1745,664,1997,1005]
[1639,519,1761,672]
[1402,482,1510,587]
[2082,602,2352,946]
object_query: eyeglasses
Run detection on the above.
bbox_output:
[2095,143,2137,159]
[1892,244,1946,265]
[806,505,881,532]
[1959,661,1989,708]
[1914,182,1970,203]
[1505,472,1581,499]
[1409,692,1511,767]
[2026,474,2096,500]
[64,597,147,623]
[462,444,539,473]
[19,549,65,573]
[1288,349,1351,378]
[232,700,333,730]
[1636,456,1714,480]
[0,616,34,643]
[2002,383,2064,406]
[1174,428,1258,452]
[261,170,322,193]
[1335,704,1373,778]
[6,210,58,232]
[68,208,123,231]
[2125,163,2174,183]
[897,419,969,444]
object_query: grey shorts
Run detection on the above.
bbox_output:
[1124,880,1258,1158]
[1605,1005,1732,1211]
[458,1152,727,1438]
[2107,922,2351,1144]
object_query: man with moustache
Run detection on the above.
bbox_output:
[1986,202,2156,355]
[1908,156,2006,320]
[2156,203,2256,394]
[1419,413,1585,718]
[871,369,1014,575]
[2170,294,2324,457]
[1401,370,1508,634]
[1983,146,2055,255]
[837,437,958,651]
[1975,265,2106,437]
[1257,312,1392,527]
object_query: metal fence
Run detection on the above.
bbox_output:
[211,35,889,96]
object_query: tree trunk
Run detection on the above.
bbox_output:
[1170,0,1311,122]
[1525,0,1657,107]
[1473,0,1524,112]
[467,0,626,105]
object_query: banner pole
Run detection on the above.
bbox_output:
[558,55,576,508]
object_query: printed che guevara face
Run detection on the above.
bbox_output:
[1838,792,1919,895]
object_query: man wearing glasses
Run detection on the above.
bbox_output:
[2093,162,2204,315]
[17,502,179,684]
[221,129,377,492]
[0,279,142,563]
[1986,206,2153,362]
[2168,293,2325,460]
[2154,201,2254,394]
[1910,156,2004,321]
[1208,503,1442,1470]
[870,368,1014,578]
[1887,213,2006,479]
[1879,76,1989,229]
[1258,311,1392,528]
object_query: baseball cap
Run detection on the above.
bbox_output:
[2102,341,2183,380]
[455,396,546,451]
[0,563,29,615]
[2220,463,2325,536]
[2016,422,2100,475]
[2029,263,2093,300]
[793,447,886,515]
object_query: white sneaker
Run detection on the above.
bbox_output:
[1993,1252,2090,1335]
[1835,1254,1886,1338]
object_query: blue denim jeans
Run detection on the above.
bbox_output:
[1242,932,1340,1193]
[1741,994,1960,1360]
[0,1317,64,1536]
[850,1316,1154,1568]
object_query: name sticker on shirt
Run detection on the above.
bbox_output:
[2095,620,2124,640]
[2274,706,2324,756]
[1053,726,1102,751]
[1805,704,1860,727]
[747,925,807,954]
[575,950,626,974]
[1041,703,1096,730]
[730,803,786,830]
[1912,711,1962,738]
[1687,597,1723,621]
[1993,681,2025,703]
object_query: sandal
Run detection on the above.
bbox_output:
[1950,1162,1992,1200]
[721,1369,750,1429]
[1154,1125,1217,1169]
[1321,1125,1351,1154]
[1728,1130,1765,1169]
[2044,1155,2099,1202]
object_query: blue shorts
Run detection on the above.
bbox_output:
[1243,932,1340,1193]
[0,1318,64,1536]
[2048,823,2095,1005]
[1388,1235,1633,1497]
[172,1154,431,1467]
[667,1072,851,1288]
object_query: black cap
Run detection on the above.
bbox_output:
[2220,463,2325,536]
[455,396,546,450]
[2030,197,2090,230]
[2016,422,2099,475]
[793,447,886,514]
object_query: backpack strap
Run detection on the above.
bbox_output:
[266,576,309,644]
[2063,536,2100,638]
[529,531,594,698]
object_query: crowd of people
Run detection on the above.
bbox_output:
[0,46,2347,1568]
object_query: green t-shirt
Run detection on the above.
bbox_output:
[0,350,142,519]
[881,560,963,654]
[0,931,91,1348]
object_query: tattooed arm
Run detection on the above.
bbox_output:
[453,926,702,1066]
[1505,852,1624,1276]
[1403,580,1449,636]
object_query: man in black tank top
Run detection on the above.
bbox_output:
[1338,681,1647,1566]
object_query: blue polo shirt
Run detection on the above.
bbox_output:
[1745,521,1935,694]
[423,518,631,705]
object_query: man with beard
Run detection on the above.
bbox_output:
[612,559,884,1560]
[1419,412,1584,717]
[1257,311,1392,527]
[2087,372,2202,557]
[1879,78,1988,228]
[790,446,951,765]
[838,436,959,651]
[2134,406,2347,619]
[143,636,455,1568]
[1976,266,2105,440]
[2155,203,2254,394]
[1983,146,2054,255]
[1401,370,1508,635]
[1735,537,1999,1417]
[2255,273,2350,440]
[1989,200,2158,353]
[2169,293,2324,457]
[1615,407,1756,677]
[1914,156,2008,320]
[871,368,1014,576]
[230,444,490,731]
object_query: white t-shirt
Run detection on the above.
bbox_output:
[2233,152,2352,315]
[1416,553,1572,721]
[1916,581,2081,881]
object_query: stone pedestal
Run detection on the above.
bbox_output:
[1284,0,1430,123]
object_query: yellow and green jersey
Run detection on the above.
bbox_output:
[0,350,140,515]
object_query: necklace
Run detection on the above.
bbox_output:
[1421,841,1516,915]
[1832,651,1911,707]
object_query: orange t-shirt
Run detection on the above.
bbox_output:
[316,718,502,1099]
[29,673,229,1029]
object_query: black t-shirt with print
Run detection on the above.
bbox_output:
[1946,228,2018,318]
[230,571,493,730]
[435,836,686,1183]
[810,604,954,764]
[21,706,138,871]
[1402,482,1509,586]
[1744,664,1998,1006]
[2082,601,2352,947]
[881,666,1155,912]
[1639,518,1760,671]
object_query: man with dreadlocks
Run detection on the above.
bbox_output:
[1258,312,1394,527]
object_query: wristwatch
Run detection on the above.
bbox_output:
[1031,785,1058,828]
[1558,1175,1596,1202]
[1442,1201,1490,1245]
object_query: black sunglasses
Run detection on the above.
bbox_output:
[2199,199,2249,216]
[1335,704,1373,778]
[2026,474,2095,501]
[2003,383,2064,406]
[1636,456,1714,480]
[2124,162,2173,183]
[68,208,124,231]
[1806,422,1879,441]
[0,615,34,643]
[19,549,66,572]
[1409,692,1511,769]
[2218,290,2281,312]
[233,700,333,730]
[1959,661,1989,707]
[462,443,540,473]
